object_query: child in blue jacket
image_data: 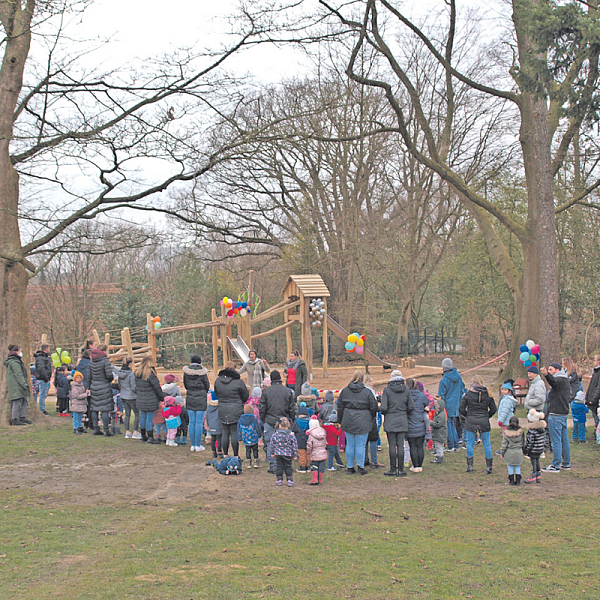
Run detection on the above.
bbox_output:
[571,390,589,442]
[54,366,71,416]
[237,404,262,468]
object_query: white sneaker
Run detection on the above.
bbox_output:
[191,445,196,451]
[125,431,132,438]
[198,445,206,451]
[132,431,142,440]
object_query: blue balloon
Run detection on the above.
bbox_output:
[242,301,248,308]
[524,360,531,367]
[519,344,529,352]
[519,351,530,362]
[345,341,355,351]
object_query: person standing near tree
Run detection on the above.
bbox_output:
[237,350,270,391]
[438,358,465,452]
[585,355,600,432]
[5,344,31,426]
[33,344,52,415]
[541,363,571,473]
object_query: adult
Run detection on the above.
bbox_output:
[585,354,600,430]
[134,356,165,444]
[214,361,249,458]
[33,343,52,415]
[541,363,571,472]
[183,355,210,452]
[259,369,296,474]
[337,370,377,475]
[5,344,31,426]
[523,366,546,412]
[406,378,429,473]
[458,375,497,474]
[380,370,414,477]
[117,356,139,439]
[86,345,115,437]
[562,357,581,401]
[73,350,91,386]
[237,350,270,391]
[438,358,465,452]
[284,350,308,397]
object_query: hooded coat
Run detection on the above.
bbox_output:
[524,419,547,456]
[307,425,328,461]
[294,359,308,397]
[458,385,497,433]
[183,364,210,411]
[499,427,525,466]
[135,369,165,413]
[407,388,430,438]
[497,394,518,426]
[380,378,414,433]
[431,397,448,444]
[585,365,600,412]
[237,413,262,445]
[116,365,136,400]
[86,349,115,412]
[33,350,52,382]
[438,367,465,417]
[214,368,249,425]
[205,396,222,435]
[337,380,378,435]
[524,375,546,412]
[4,353,29,401]
[70,380,88,413]
[545,370,570,415]
[571,392,589,423]
[259,380,296,427]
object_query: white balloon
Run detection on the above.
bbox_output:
[526,339,535,349]
[316,321,322,327]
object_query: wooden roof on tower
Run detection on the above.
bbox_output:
[281,275,330,299]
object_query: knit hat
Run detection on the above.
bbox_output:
[527,366,539,374]
[325,390,334,402]
[270,370,281,381]
[244,404,254,414]
[190,355,202,364]
[574,390,586,403]
[308,415,320,429]
[301,382,312,396]
[501,382,513,391]
[164,373,179,384]
[549,362,562,370]
[298,406,309,417]
[442,358,453,371]
[328,411,338,423]
[527,409,544,423]
[73,371,83,380]
[252,386,262,398]
[416,381,424,392]
[164,396,176,407]
[390,369,404,380]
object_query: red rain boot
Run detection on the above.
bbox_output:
[309,471,319,485]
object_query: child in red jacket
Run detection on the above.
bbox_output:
[162,397,182,447]
[323,412,344,471]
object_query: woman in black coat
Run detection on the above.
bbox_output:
[214,361,249,458]
[183,355,211,452]
[86,346,115,436]
[459,375,497,474]
[406,379,430,473]
[380,370,414,477]
[134,356,165,444]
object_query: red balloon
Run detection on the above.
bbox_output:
[227,309,234,317]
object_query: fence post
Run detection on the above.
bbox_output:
[424,328,427,355]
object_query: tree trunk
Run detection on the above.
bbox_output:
[395,299,412,354]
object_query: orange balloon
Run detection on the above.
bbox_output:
[154,316,161,323]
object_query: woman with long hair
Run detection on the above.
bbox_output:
[134,356,165,444]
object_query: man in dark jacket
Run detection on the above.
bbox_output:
[33,344,52,415]
[541,363,571,472]
[585,354,600,430]
[259,370,295,473]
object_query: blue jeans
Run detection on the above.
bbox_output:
[154,423,166,438]
[447,416,459,450]
[37,380,50,412]
[507,464,521,475]
[548,414,571,468]
[327,445,343,468]
[368,440,378,463]
[263,422,276,469]
[465,430,492,459]
[72,412,83,429]
[188,410,206,448]
[345,432,368,469]
[140,411,154,431]
[573,422,586,442]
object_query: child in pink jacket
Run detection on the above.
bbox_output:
[307,416,328,485]
[163,396,182,447]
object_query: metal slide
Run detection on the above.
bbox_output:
[227,335,251,364]
[326,316,396,369]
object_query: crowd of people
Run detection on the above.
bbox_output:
[7,341,600,487]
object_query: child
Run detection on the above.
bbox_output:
[571,390,589,443]
[596,407,600,446]
[292,405,311,473]
[307,415,328,485]
[162,374,184,402]
[206,456,243,475]
[497,382,517,435]
[31,374,40,408]
[318,390,335,423]
[245,386,262,422]
[499,415,525,486]
[430,396,447,464]
[163,396,182,446]
[205,390,222,458]
[523,409,546,484]
[297,382,318,413]
[153,400,166,443]
[111,384,123,436]
[323,411,344,471]
[71,371,89,435]
[175,397,189,445]
[270,417,299,487]
[54,366,70,416]
[238,404,262,468]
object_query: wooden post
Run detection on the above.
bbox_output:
[220,304,227,365]
[41,334,47,345]
[302,295,313,379]
[246,270,254,348]
[147,313,157,365]
[211,308,219,376]
[104,333,110,348]
[226,317,233,363]
[92,329,101,345]
[122,327,134,365]
[322,299,328,378]
[285,303,293,358]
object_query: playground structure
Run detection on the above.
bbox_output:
[68,272,397,377]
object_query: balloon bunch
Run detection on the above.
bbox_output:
[145,316,162,331]
[51,348,71,367]
[519,340,540,367]
[309,298,326,327]
[345,333,365,355]
[220,296,249,319]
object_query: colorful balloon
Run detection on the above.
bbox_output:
[531,344,540,355]
[153,316,161,323]
[348,334,358,343]
[526,340,535,349]
[519,351,530,362]
[356,346,364,355]
[345,341,355,351]
[357,338,364,347]
[519,344,529,352]
[524,360,531,367]
[63,356,72,364]
[240,308,247,317]
[154,322,162,329]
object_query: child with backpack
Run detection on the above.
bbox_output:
[292,405,311,473]
[307,416,328,485]
[571,390,589,443]
[524,409,546,484]
[237,404,262,468]
[270,417,299,487]
[323,411,344,471]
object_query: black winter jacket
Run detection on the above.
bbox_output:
[545,371,570,415]
[183,364,210,411]
[337,380,377,435]
[567,370,581,401]
[459,385,497,433]
[214,368,249,425]
[294,360,308,397]
[407,389,430,438]
[380,379,414,433]
[135,370,165,413]
[259,381,296,427]
[33,350,53,382]
[86,350,115,412]
[585,365,600,411]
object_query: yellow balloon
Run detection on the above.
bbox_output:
[348,334,358,343]
[357,339,364,347]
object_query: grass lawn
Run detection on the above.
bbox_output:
[1,412,599,599]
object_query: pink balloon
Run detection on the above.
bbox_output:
[356,345,364,355]
[531,344,540,355]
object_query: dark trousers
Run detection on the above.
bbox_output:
[57,395,69,413]
[275,456,293,481]
[387,431,405,470]
[530,455,541,473]
[245,443,259,460]
[221,422,239,457]
[408,435,425,468]
[211,434,222,456]
[92,411,109,429]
